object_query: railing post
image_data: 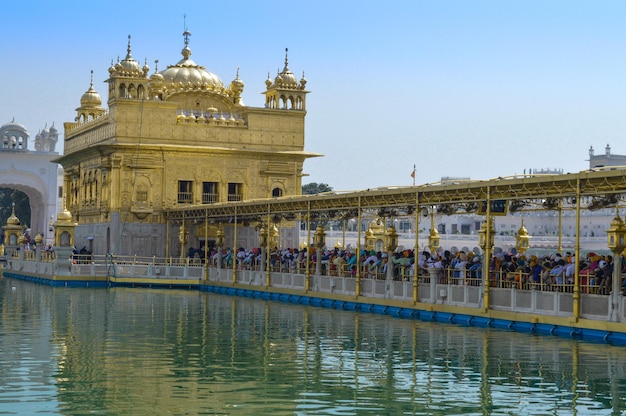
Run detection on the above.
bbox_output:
[428,267,439,303]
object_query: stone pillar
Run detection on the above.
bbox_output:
[54,246,75,276]
[428,267,440,303]
[612,254,622,321]
[315,248,321,276]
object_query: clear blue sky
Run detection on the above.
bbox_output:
[2,0,625,191]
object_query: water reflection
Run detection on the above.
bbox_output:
[1,277,625,415]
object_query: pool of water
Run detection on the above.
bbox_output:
[1,277,625,415]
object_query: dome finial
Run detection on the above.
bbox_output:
[284,47,289,70]
[154,59,159,72]
[183,27,191,47]
[89,69,94,87]
[126,35,132,58]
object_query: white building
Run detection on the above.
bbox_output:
[0,119,63,244]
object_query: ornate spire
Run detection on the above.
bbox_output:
[283,48,289,71]
[181,28,192,60]
[126,35,133,59]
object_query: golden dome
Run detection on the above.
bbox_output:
[157,30,224,91]
[6,205,20,226]
[109,36,146,78]
[56,207,73,222]
[118,36,141,74]
[150,60,164,83]
[80,72,102,107]
[368,218,384,233]
[273,49,298,87]
[230,68,244,94]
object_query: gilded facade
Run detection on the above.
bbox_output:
[56,32,319,256]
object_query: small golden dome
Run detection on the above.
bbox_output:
[80,83,102,107]
[150,60,164,83]
[6,206,20,226]
[230,68,244,91]
[56,208,73,222]
[118,36,141,74]
[79,70,103,108]
[274,49,298,87]
[368,218,384,233]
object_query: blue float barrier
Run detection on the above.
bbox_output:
[344,302,358,311]
[490,319,512,330]
[387,306,401,316]
[476,317,490,327]
[451,314,473,326]
[580,328,606,342]
[371,305,387,315]
[533,323,553,335]
[511,321,534,333]
[606,332,626,345]
[321,299,333,308]
[398,308,414,318]
[434,312,453,323]
[420,310,434,321]
[361,304,373,312]
[552,326,574,338]
[332,300,345,309]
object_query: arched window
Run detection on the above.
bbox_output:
[137,85,145,99]
[60,231,71,246]
[272,188,283,198]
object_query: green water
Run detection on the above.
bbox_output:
[1,277,625,415]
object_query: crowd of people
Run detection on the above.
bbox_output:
[190,245,625,295]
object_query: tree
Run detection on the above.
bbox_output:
[302,182,333,195]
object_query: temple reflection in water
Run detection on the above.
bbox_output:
[1,279,624,414]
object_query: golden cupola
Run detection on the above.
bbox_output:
[273,51,298,87]
[229,68,245,105]
[6,204,20,226]
[156,29,225,93]
[110,35,146,77]
[263,48,309,111]
[76,70,105,123]
[80,78,102,107]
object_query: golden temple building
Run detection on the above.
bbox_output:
[56,32,320,257]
